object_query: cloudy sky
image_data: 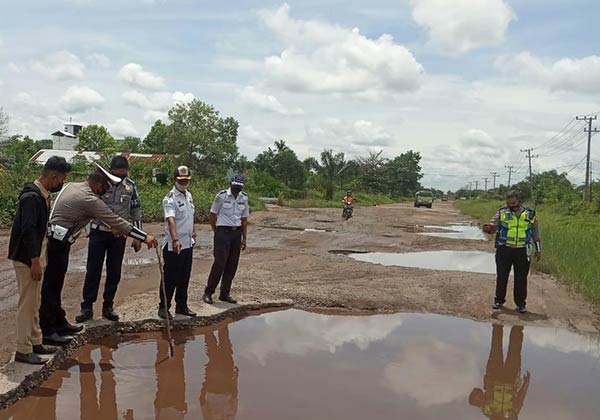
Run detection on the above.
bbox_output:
[1,0,599,190]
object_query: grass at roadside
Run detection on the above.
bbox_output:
[455,199,600,305]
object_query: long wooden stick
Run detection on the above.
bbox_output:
[155,246,174,357]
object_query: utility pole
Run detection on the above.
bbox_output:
[576,115,599,201]
[505,165,515,189]
[490,171,499,190]
[474,180,479,192]
[520,148,538,179]
[482,177,489,192]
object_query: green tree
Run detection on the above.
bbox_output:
[255,140,306,189]
[75,125,117,152]
[318,149,348,200]
[142,120,169,153]
[386,150,423,197]
[0,135,40,170]
[166,100,239,177]
[357,150,388,193]
[121,136,141,152]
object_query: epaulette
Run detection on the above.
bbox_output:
[241,191,248,197]
[166,192,174,198]
[218,190,227,195]
[498,205,508,211]
[126,177,136,185]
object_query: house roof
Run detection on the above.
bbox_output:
[51,130,77,138]
[30,149,174,165]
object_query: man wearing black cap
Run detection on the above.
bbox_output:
[8,156,71,364]
[158,166,196,320]
[202,174,249,305]
[40,163,158,345]
[76,156,144,323]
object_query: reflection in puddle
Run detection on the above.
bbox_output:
[420,224,486,240]
[349,251,496,273]
[124,258,155,266]
[3,310,599,420]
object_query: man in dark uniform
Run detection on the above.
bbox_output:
[469,325,531,420]
[202,175,249,305]
[76,156,143,322]
[40,164,158,345]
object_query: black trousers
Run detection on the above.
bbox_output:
[81,230,127,311]
[159,247,193,310]
[495,246,530,307]
[40,238,71,335]
[205,228,242,297]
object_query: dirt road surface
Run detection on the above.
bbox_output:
[0,202,598,366]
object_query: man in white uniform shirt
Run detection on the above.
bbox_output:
[159,166,196,319]
[202,175,249,305]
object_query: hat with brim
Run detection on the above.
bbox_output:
[95,163,122,186]
[230,174,245,187]
[174,165,192,180]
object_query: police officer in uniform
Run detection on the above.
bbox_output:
[76,156,143,323]
[159,166,196,320]
[202,175,249,305]
[41,164,158,345]
[483,191,541,314]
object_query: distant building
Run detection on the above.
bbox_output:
[30,149,172,166]
[51,122,83,150]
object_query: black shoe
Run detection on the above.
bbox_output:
[57,321,84,335]
[517,306,528,314]
[32,344,59,355]
[157,308,173,320]
[75,309,94,323]
[175,307,197,317]
[492,302,503,310]
[102,307,120,322]
[15,352,47,365]
[219,295,238,304]
[202,294,214,304]
[43,333,73,346]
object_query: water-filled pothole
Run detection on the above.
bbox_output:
[420,224,486,240]
[3,310,599,419]
[348,251,496,273]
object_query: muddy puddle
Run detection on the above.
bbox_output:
[348,251,496,273]
[420,223,487,240]
[2,309,599,419]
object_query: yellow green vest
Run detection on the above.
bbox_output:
[498,207,536,247]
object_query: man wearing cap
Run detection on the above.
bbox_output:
[76,156,144,323]
[158,166,196,319]
[40,164,159,345]
[202,175,249,305]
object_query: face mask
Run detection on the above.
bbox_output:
[508,205,520,212]
[175,181,188,192]
[50,182,64,194]
[231,186,242,195]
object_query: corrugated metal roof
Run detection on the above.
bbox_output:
[30,150,174,164]
[51,130,77,138]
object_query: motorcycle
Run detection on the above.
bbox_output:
[342,201,354,220]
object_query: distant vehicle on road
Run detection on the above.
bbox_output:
[414,190,433,208]
[441,196,448,202]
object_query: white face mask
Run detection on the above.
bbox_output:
[175,181,188,192]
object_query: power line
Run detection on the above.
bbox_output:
[490,171,500,189]
[505,165,516,188]
[576,115,599,201]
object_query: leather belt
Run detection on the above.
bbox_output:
[217,226,241,231]
[90,223,112,232]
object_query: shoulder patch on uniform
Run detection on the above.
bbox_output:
[126,177,136,185]
[241,191,248,197]
[498,206,508,211]
[166,192,174,198]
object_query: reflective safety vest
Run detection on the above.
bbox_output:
[497,206,536,247]
[483,383,515,419]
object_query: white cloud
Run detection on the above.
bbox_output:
[118,63,166,90]
[59,85,105,113]
[122,89,194,121]
[526,328,600,358]
[238,124,278,147]
[108,118,138,137]
[122,90,152,108]
[384,337,480,406]
[238,86,304,115]
[305,118,394,154]
[8,62,23,73]
[31,50,85,80]
[241,310,404,365]
[87,53,111,68]
[258,4,423,94]
[496,52,600,94]
[410,0,515,55]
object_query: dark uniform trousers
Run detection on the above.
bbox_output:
[81,229,127,311]
[205,227,242,297]
[40,238,71,335]
[495,245,530,307]
[160,247,193,310]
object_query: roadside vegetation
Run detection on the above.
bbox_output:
[456,194,600,305]
[0,102,427,226]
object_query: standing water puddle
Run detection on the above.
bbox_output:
[1,309,599,419]
[349,250,496,274]
[420,224,487,240]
